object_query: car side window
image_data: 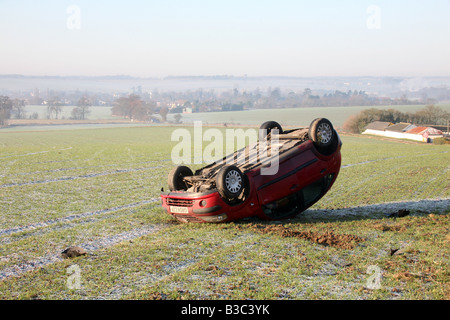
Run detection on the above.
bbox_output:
[302,179,324,207]
[303,174,334,207]
[262,174,334,219]
[262,191,303,219]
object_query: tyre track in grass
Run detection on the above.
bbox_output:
[0,198,161,239]
[340,151,448,169]
[0,158,173,179]
[0,224,168,281]
[412,166,450,198]
[320,162,412,207]
[99,258,201,300]
[0,209,147,246]
[328,151,449,207]
[97,233,260,299]
[0,166,162,188]
[0,147,74,161]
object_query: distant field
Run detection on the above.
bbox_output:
[178,104,450,128]
[23,105,115,120]
[0,126,448,300]
[19,104,450,130]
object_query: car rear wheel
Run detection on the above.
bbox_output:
[259,121,283,140]
[168,165,193,191]
[309,118,334,147]
[216,165,244,200]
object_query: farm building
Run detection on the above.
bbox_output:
[362,121,444,142]
[383,122,417,139]
[362,121,393,136]
[404,126,444,142]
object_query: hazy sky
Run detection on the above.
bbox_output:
[1,0,449,77]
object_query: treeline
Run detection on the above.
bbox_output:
[0,95,93,124]
[146,87,418,112]
[343,105,450,133]
[262,88,417,108]
[110,88,420,121]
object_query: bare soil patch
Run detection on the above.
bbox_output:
[238,224,365,249]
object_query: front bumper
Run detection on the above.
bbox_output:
[160,190,230,223]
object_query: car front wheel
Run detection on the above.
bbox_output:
[216,165,244,200]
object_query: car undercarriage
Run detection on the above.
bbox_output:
[182,127,310,194]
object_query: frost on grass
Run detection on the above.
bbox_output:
[300,198,450,221]
[0,199,160,239]
[0,224,167,281]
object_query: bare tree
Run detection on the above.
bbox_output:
[46,98,62,119]
[159,106,169,122]
[76,95,91,120]
[12,99,26,119]
[112,94,154,121]
[0,96,13,126]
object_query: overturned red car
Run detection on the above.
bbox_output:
[160,118,342,223]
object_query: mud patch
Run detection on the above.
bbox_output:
[241,224,365,249]
[373,223,407,232]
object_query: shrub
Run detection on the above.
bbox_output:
[433,137,450,145]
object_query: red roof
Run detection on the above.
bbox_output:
[406,127,427,134]
[406,126,443,135]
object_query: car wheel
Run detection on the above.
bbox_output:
[216,165,244,199]
[168,166,193,191]
[309,118,339,155]
[309,118,335,147]
[259,121,283,140]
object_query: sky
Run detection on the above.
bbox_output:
[0,0,449,77]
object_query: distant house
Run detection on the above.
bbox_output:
[362,121,393,136]
[405,126,444,142]
[383,122,416,139]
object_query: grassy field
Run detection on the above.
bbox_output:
[0,125,448,300]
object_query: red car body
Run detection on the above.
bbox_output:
[161,120,342,223]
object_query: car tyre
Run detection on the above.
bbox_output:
[168,166,193,191]
[259,121,283,140]
[309,118,335,147]
[216,165,245,200]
